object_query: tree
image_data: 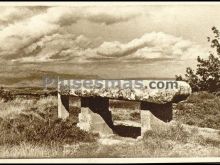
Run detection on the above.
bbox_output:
[176,27,220,92]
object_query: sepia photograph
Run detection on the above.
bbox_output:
[0,1,219,163]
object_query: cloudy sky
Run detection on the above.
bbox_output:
[0,3,219,80]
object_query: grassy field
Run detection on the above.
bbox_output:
[0,124,219,158]
[0,89,219,158]
[173,91,220,129]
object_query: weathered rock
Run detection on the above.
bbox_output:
[77,107,113,136]
[141,110,171,136]
[59,80,191,104]
[114,120,141,128]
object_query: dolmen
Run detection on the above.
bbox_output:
[58,80,191,137]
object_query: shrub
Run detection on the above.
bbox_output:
[0,87,13,102]
[176,27,220,92]
[0,114,97,145]
[0,97,97,146]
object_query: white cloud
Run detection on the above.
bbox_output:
[85,6,141,25]
[45,6,141,26]
[0,6,143,60]
[0,11,59,59]
[11,31,208,64]
[11,33,102,63]
[96,32,208,60]
[0,6,209,64]
[0,7,47,29]
[0,7,32,25]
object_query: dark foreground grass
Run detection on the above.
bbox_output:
[174,91,220,130]
[0,96,97,146]
[0,117,97,146]
[0,90,219,158]
[1,122,219,158]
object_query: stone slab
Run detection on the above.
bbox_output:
[58,80,191,104]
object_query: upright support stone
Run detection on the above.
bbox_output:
[140,101,172,136]
[69,96,81,119]
[81,97,114,129]
[69,96,81,108]
[77,107,114,136]
[140,102,172,122]
[58,92,69,119]
[78,97,114,136]
[141,110,152,136]
[77,107,93,132]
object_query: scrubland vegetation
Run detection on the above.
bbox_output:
[0,94,97,158]
[0,89,219,158]
[174,91,220,130]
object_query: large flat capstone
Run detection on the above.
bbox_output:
[58,80,192,137]
[58,80,191,104]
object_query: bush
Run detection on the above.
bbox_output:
[0,115,97,146]
[0,97,97,145]
[176,27,220,92]
[0,87,13,102]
